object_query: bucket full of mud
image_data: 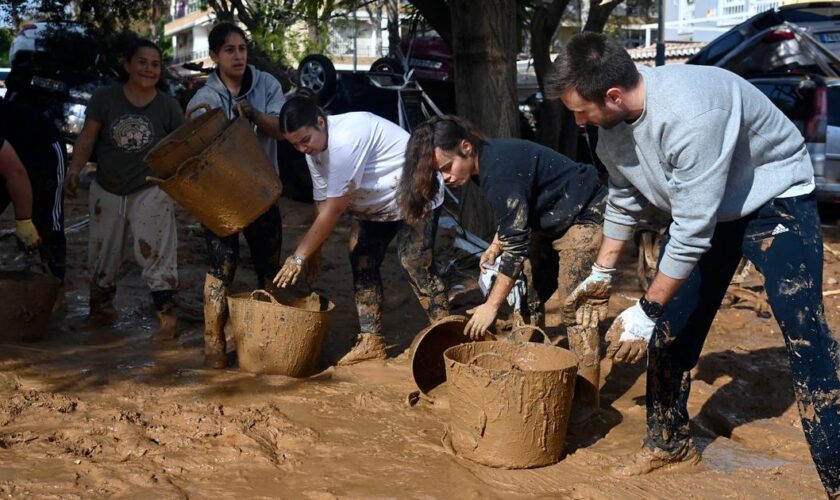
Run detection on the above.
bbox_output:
[0,270,60,342]
[144,104,228,178]
[409,315,491,396]
[227,289,334,377]
[146,115,282,237]
[443,335,577,469]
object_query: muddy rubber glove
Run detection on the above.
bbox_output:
[15,218,41,254]
[464,302,499,340]
[274,255,303,288]
[605,302,655,364]
[563,263,615,328]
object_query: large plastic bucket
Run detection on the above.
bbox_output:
[443,335,577,469]
[227,289,334,376]
[144,104,229,178]
[147,115,282,237]
[0,270,60,342]
[409,315,491,396]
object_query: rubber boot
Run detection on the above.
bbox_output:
[203,274,228,369]
[151,290,178,342]
[337,333,388,366]
[89,284,117,325]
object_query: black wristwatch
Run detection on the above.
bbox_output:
[639,295,665,319]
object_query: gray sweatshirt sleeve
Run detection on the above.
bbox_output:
[658,107,739,279]
[603,164,650,241]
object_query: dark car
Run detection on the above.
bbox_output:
[688,2,840,66]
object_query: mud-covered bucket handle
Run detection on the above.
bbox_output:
[509,324,552,345]
[467,352,520,371]
[186,103,213,119]
[249,289,279,303]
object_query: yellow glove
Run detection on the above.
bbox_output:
[15,218,41,254]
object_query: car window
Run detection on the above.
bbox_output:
[828,86,840,127]
[691,30,744,65]
[752,80,815,131]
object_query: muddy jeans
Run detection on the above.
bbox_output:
[203,204,282,288]
[88,181,178,293]
[349,208,449,334]
[647,192,840,495]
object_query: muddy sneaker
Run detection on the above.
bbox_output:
[612,441,700,476]
[337,333,388,365]
[89,285,118,325]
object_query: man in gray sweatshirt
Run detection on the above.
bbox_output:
[549,32,840,497]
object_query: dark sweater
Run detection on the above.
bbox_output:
[478,138,601,278]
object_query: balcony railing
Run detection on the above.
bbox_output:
[172,49,209,64]
[173,0,208,20]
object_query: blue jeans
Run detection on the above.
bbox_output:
[647,192,840,495]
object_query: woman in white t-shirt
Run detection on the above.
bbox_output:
[273,93,449,365]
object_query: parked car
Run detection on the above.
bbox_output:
[688,2,840,66]
[749,74,831,201]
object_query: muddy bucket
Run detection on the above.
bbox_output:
[409,315,491,396]
[146,115,282,237]
[144,104,229,178]
[0,270,60,342]
[227,289,334,376]
[443,336,577,468]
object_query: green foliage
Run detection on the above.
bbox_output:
[0,28,11,66]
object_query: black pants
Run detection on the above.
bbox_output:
[204,204,282,288]
[0,140,66,281]
[349,207,449,334]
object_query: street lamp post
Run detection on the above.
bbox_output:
[655,0,666,66]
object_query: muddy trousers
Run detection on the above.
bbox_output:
[203,204,282,288]
[87,181,178,307]
[0,140,66,281]
[526,223,603,326]
[646,193,840,495]
[349,208,449,334]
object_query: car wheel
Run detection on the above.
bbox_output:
[298,54,336,100]
[369,57,404,74]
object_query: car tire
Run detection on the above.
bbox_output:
[369,57,404,74]
[298,54,336,100]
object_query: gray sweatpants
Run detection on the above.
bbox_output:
[87,181,178,292]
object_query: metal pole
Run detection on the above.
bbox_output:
[353,0,358,72]
[655,0,666,66]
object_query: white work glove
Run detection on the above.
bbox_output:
[478,256,526,311]
[563,263,615,328]
[605,302,656,364]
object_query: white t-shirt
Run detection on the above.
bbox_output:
[306,112,444,221]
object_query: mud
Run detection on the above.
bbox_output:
[444,341,577,468]
[0,270,61,341]
[1,191,840,497]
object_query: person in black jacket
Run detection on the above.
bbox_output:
[0,100,65,281]
[399,114,606,337]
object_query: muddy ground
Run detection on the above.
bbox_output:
[1,189,839,499]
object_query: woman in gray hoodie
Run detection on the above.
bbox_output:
[186,22,286,369]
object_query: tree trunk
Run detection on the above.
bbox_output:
[583,0,625,33]
[530,0,572,152]
[449,0,519,240]
[385,0,401,57]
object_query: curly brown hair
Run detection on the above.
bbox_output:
[398,115,486,223]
